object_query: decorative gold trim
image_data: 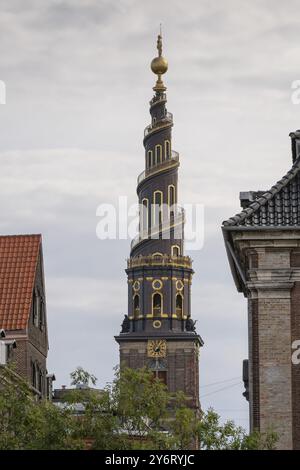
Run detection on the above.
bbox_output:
[133,281,140,291]
[146,277,153,281]
[146,312,169,318]
[153,320,162,329]
[152,279,163,290]
[176,280,184,291]
[127,255,192,269]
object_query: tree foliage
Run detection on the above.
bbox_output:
[0,366,277,450]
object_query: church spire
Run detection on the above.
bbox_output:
[150,28,168,92]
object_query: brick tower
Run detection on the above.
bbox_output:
[222,130,300,449]
[115,33,203,411]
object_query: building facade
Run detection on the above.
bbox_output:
[222,130,300,449]
[115,35,203,411]
[0,234,54,398]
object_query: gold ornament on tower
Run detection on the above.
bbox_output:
[151,26,168,92]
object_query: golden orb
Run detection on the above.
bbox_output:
[151,56,168,75]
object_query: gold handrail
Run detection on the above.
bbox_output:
[127,254,192,269]
[137,150,179,186]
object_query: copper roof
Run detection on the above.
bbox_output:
[0,234,41,330]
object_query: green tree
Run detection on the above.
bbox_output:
[0,365,278,450]
[0,367,81,449]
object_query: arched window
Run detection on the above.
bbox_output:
[155,145,162,165]
[153,293,162,316]
[39,369,43,394]
[152,252,163,258]
[133,294,140,318]
[165,140,171,160]
[31,361,36,388]
[176,294,183,318]
[147,150,152,169]
[172,245,180,257]
[32,290,40,327]
[141,198,148,233]
[168,185,176,219]
[153,191,163,226]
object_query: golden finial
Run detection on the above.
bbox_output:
[151,26,168,92]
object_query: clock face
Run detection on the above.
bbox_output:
[147,339,167,358]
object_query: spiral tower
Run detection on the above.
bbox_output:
[115,33,203,409]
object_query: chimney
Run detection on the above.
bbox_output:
[62,385,66,390]
[289,130,300,163]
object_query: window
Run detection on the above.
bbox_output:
[168,185,176,207]
[172,245,180,257]
[155,145,162,165]
[141,198,148,233]
[168,185,176,219]
[153,191,163,226]
[165,140,171,159]
[38,368,43,394]
[32,290,40,327]
[133,294,140,318]
[153,293,162,316]
[31,362,36,388]
[176,294,183,318]
[39,298,44,331]
[147,150,153,169]
[157,371,167,385]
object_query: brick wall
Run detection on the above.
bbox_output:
[119,339,200,409]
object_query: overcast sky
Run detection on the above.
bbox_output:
[1,0,300,429]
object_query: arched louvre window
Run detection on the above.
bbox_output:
[133,294,140,318]
[155,145,162,165]
[168,185,176,219]
[147,150,152,169]
[172,245,180,257]
[168,185,176,206]
[141,198,148,233]
[153,293,162,316]
[165,140,171,160]
[153,191,163,226]
[176,294,183,318]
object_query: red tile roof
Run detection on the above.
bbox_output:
[0,234,41,330]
